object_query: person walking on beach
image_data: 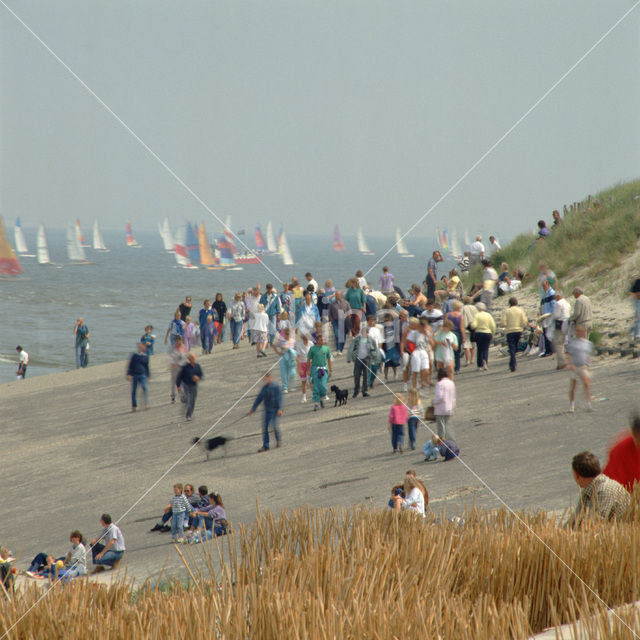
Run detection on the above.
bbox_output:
[140,325,155,355]
[433,369,456,440]
[127,343,150,411]
[164,310,185,347]
[212,293,227,344]
[253,304,269,357]
[426,250,443,300]
[183,316,197,352]
[229,293,245,349]
[272,327,297,393]
[388,394,408,454]
[329,290,351,355]
[248,372,283,452]
[500,297,528,372]
[469,236,485,265]
[260,284,282,345]
[345,278,366,337]
[15,346,28,379]
[176,353,203,420]
[470,302,495,370]
[552,293,571,369]
[306,333,332,411]
[569,287,592,337]
[540,279,556,357]
[198,300,213,353]
[566,325,592,413]
[168,336,188,403]
[178,296,192,323]
[74,318,90,368]
[90,514,125,573]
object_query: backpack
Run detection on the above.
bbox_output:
[439,439,460,460]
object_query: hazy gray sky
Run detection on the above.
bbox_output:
[2,1,639,242]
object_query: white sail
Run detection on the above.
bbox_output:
[434,226,442,250]
[14,219,32,256]
[159,217,174,252]
[37,225,51,264]
[266,221,277,253]
[451,229,462,258]
[67,223,87,262]
[464,229,471,248]
[395,227,414,257]
[357,228,374,255]
[280,230,294,266]
[93,219,109,251]
[173,225,194,268]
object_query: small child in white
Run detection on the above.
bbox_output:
[423,434,443,461]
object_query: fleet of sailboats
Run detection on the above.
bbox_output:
[93,219,109,252]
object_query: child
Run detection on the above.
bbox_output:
[296,332,311,403]
[388,394,408,454]
[566,325,593,412]
[203,315,216,354]
[170,483,194,543]
[183,316,197,352]
[433,319,458,378]
[406,388,422,451]
[140,325,155,355]
[423,434,443,461]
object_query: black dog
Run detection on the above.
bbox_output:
[330,385,349,407]
[192,436,231,460]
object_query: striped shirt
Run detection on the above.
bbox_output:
[171,493,194,514]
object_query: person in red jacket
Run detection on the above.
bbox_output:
[603,414,640,492]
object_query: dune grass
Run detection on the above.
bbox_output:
[491,178,640,288]
[2,502,640,639]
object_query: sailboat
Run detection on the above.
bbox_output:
[185,223,200,265]
[37,225,53,265]
[333,225,346,252]
[266,221,277,253]
[450,229,462,259]
[173,225,197,269]
[357,227,374,256]
[464,229,471,249]
[216,234,243,270]
[254,226,267,254]
[92,219,109,252]
[126,221,141,248]
[441,229,449,253]
[199,222,221,269]
[75,219,90,247]
[434,226,442,250]
[158,218,174,252]
[280,230,294,266]
[14,218,35,257]
[67,222,91,264]
[0,217,23,275]
[225,219,260,264]
[395,227,414,258]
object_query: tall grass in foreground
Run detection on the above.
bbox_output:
[492,178,640,289]
[2,503,640,639]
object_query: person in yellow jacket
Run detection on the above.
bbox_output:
[470,302,496,370]
[500,297,529,372]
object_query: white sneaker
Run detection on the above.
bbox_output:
[568,403,575,413]
[283,389,288,393]
[324,395,330,401]
[403,383,408,392]
[301,394,307,403]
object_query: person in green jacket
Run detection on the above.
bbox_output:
[306,333,333,411]
[344,278,366,337]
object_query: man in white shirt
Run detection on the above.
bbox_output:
[488,235,501,256]
[552,293,571,369]
[304,272,318,292]
[15,346,28,379]
[365,315,383,389]
[91,514,126,573]
[469,235,485,264]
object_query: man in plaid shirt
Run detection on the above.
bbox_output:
[567,451,630,528]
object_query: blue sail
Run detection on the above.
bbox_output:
[186,223,200,264]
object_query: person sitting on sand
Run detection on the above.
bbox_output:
[188,492,229,542]
[26,531,87,580]
[423,434,443,461]
[391,472,426,516]
[90,514,125,573]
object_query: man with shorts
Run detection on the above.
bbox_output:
[566,325,592,413]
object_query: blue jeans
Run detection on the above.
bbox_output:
[131,374,148,408]
[453,330,463,372]
[391,424,404,452]
[367,363,379,387]
[278,354,296,391]
[92,544,124,567]
[408,417,418,447]
[506,331,521,372]
[268,316,278,343]
[75,345,87,368]
[183,384,198,419]
[332,320,346,352]
[230,319,243,345]
[171,511,186,538]
[263,409,281,449]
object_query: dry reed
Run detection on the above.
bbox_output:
[1,504,639,639]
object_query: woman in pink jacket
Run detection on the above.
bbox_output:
[433,369,456,440]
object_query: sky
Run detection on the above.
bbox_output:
[1,1,639,243]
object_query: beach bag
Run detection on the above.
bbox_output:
[424,405,435,422]
[406,340,417,354]
[439,439,460,460]
[317,366,327,379]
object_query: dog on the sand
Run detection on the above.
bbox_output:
[192,436,231,460]
[330,385,349,407]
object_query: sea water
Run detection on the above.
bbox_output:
[0,228,440,383]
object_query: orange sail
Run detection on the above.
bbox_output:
[199,222,218,267]
[0,216,23,275]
